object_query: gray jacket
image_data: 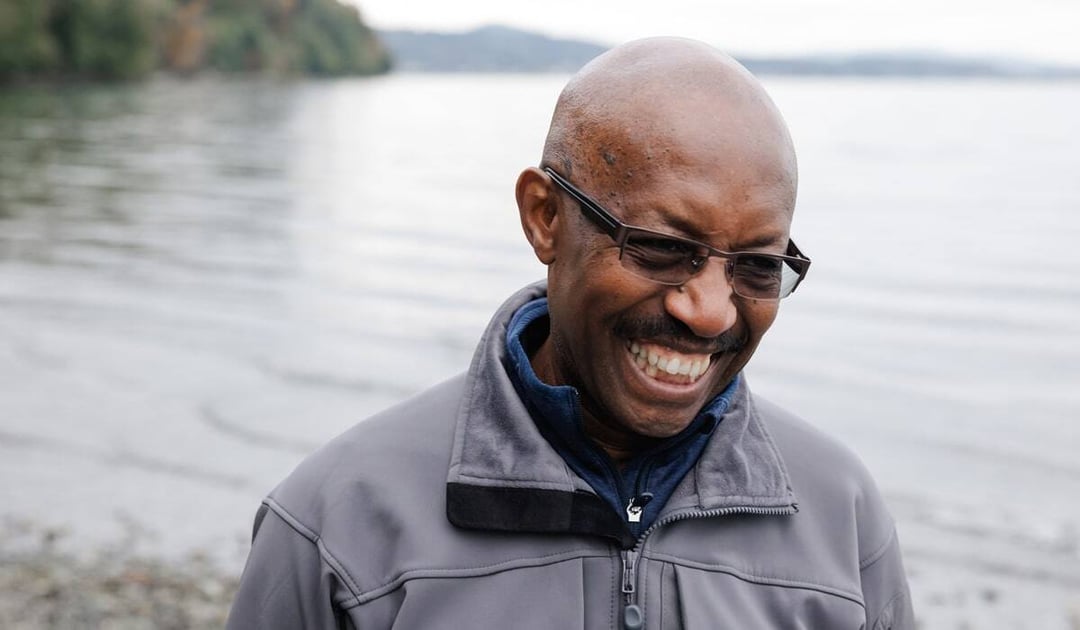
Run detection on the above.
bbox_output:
[227,282,913,629]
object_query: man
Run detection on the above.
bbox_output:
[228,37,913,629]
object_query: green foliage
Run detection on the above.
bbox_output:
[0,0,390,82]
[52,0,159,79]
[292,0,390,75]
[205,7,277,73]
[204,0,390,76]
[0,0,61,78]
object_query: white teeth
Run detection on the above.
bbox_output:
[629,341,712,383]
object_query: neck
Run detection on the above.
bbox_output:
[580,411,657,468]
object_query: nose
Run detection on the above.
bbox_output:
[662,261,738,339]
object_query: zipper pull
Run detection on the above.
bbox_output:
[622,549,643,629]
[625,492,654,523]
[622,549,637,596]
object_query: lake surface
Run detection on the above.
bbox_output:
[1,74,1078,628]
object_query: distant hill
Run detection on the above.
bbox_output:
[378,25,606,72]
[379,25,1080,78]
[738,52,1080,79]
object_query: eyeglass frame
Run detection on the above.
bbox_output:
[542,166,811,300]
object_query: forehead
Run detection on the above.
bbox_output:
[558,67,798,249]
[577,138,796,251]
[569,88,795,236]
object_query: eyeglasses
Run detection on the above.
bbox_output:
[544,167,811,301]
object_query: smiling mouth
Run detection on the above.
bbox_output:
[627,340,713,385]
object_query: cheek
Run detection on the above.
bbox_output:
[547,248,618,342]
[741,301,780,342]
[554,243,629,305]
[549,268,649,375]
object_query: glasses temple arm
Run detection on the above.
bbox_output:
[786,239,809,262]
[543,167,622,235]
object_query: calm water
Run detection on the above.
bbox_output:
[1,74,1078,628]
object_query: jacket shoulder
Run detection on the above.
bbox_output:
[751,394,897,563]
[266,373,467,535]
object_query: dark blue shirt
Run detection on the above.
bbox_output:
[504,298,738,538]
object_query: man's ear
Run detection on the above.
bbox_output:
[516,167,559,265]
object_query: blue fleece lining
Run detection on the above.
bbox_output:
[504,298,738,538]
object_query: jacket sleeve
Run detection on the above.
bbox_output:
[860,528,915,630]
[227,502,352,630]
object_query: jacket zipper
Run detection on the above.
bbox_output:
[643,503,798,537]
[617,503,797,629]
[620,548,643,630]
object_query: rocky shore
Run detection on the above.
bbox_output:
[0,522,238,630]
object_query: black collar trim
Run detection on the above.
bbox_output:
[446,482,636,549]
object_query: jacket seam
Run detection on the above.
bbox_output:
[608,553,619,629]
[859,526,897,570]
[341,549,612,608]
[658,561,666,630]
[872,588,908,630]
[262,498,366,609]
[642,548,653,626]
[646,551,865,607]
[451,472,577,491]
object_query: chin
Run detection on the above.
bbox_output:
[630,420,695,440]
[615,400,704,439]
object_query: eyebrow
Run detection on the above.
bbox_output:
[731,232,790,251]
[649,212,788,253]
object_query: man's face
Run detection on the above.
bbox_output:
[542,145,795,440]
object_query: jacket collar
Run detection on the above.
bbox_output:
[446,282,796,546]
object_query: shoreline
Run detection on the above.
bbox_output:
[0,522,238,629]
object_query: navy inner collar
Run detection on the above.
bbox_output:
[504,297,739,535]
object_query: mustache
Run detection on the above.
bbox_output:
[613,315,746,355]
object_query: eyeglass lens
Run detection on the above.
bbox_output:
[620,232,802,300]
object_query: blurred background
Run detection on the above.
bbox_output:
[1,0,1078,628]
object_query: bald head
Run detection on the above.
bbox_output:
[542,37,797,205]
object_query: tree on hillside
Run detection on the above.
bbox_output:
[0,0,390,82]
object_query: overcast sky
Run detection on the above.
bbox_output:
[347,0,1080,65]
